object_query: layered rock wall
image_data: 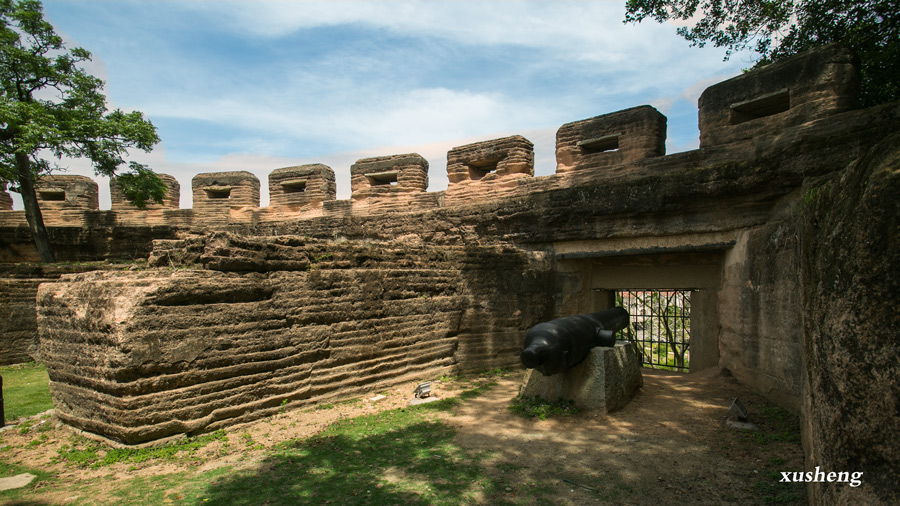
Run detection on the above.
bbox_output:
[37,233,552,444]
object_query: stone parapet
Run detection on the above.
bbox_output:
[445,135,534,205]
[555,105,666,174]
[699,43,858,149]
[34,175,99,211]
[268,164,336,210]
[0,182,12,211]
[191,171,260,226]
[349,154,429,213]
[110,173,180,211]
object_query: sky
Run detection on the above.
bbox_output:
[11,0,752,210]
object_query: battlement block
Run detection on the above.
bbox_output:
[350,153,428,200]
[0,182,12,211]
[192,171,260,212]
[34,175,99,211]
[447,135,534,184]
[699,44,859,148]
[269,164,336,209]
[555,106,666,174]
[110,173,180,210]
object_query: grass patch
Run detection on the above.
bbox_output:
[1,362,53,422]
[53,430,229,469]
[508,395,579,420]
[187,381,535,506]
[0,460,55,503]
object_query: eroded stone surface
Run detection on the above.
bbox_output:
[33,175,99,211]
[520,342,642,413]
[555,105,666,174]
[268,164,336,210]
[800,132,900,506]
[39,234,553,444]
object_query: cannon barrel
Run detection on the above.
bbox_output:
[520,307,630,376]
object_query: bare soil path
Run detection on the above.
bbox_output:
[0,368,806,505]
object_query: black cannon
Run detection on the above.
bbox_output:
[520,307,629,376]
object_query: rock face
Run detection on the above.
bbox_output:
[520,342,642,413]
[0,264,126,365]
[38,232,553,444]
[800,133,900,506]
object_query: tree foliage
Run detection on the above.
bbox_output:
[0,0,164,262]
[624,0,900,106]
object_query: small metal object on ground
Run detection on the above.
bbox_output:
[562,478,599,492]
[413,382,432,398]
[729,397,748,420]
[726,397,757,430]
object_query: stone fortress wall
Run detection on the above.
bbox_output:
[1,44,898,504]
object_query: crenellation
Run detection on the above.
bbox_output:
[0,182,12,210]
[348,153,430,213]
[110,173,180,211]
[699,43,859,150]
[34,175,99,211]
[191,171,260,225]
[445,135,534,204]
[555,105,666,174]
[268,163,336,210]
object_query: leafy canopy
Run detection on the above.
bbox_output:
[624,0,900,106]
[0,0,163,207]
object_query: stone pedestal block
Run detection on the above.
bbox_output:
[520,341,642,413]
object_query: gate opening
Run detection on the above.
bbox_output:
[616,289,691,372]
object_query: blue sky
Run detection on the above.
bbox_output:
[13,0,751,209]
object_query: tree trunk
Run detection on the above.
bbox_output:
[15,153,56,263]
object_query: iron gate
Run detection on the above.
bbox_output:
[616,290,691,372]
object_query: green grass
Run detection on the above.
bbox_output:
[508,395,580,420]
[1,362,54,422]
[0,459,57,503]
[192,393,526,506]
[52,430,230,469]
[5,376,545,505]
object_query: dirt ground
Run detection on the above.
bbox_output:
[0,368,806,505]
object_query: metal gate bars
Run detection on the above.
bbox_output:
[616,290,691,372]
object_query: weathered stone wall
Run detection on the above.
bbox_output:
[0,182,12,211]
[37,233,553,444]
[34,175,99,211]
[445,135,534,204]
[0,263,128,365]
[191,171,260,226]
[268,164,336,211]
[555,105,666,174]
[800,133,900,506]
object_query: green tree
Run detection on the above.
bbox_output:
[624,0,900,106]
[0,0,165,262]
